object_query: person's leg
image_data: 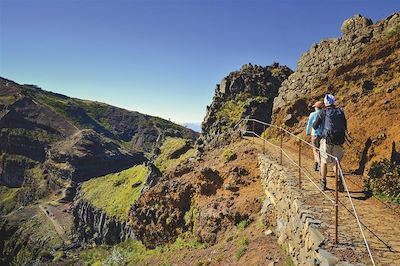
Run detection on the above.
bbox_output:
[311,136,320,171]
[321,162,328,189]
[332,145,345,192]
[319,139,328,190]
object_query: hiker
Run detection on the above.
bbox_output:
[313,94,347,191]
[306,101,324,171]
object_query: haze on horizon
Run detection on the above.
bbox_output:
[0,0,398,124]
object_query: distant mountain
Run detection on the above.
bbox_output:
[181,122,201,133]
[0,77,197,190]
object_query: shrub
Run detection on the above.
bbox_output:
[366,159,400,203]
[222,148,237,162]
[236,220,248,231]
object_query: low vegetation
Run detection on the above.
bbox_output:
[0,186,19,214]
[81,165,149,220]
[216,94,248,130]
[235,235,249,261]
[16,167,49,206]
[366,159,400,203]
[236,220,248,231]
[387,24,400,38]
[154,137,195,172]
[216,93,268,130]
[78,232,206,265]
[222,148,237,162]
[1,206,63,266]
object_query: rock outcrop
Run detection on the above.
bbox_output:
[140,162,161,194]
[128,180,194,248]
[73,199,135,245]
[198,63,292,150]
[273,12,400,125]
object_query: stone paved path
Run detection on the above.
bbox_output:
[247,137,400,266]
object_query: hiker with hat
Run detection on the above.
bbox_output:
[306,101,324,171]
[313,94,347,191]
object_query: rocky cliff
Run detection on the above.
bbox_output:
[273,13,400,120]
[73,199,135,245]
[271,12,400,172]
[198,63,292,150]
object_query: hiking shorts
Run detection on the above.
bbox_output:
[320,138,344,164]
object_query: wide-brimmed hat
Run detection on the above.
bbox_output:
[312,101,324,108]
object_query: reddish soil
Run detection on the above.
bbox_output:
[135,140,290,265]
[275,34,400,174]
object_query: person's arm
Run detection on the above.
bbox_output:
[313,110,324,130]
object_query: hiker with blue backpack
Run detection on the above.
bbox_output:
[306,101,324,171]
[313,94,347,191]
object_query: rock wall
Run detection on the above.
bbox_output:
[73,199,135,245]
[260,155,339,265]
[273,12,400,125]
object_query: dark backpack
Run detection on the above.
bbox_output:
[323,107,346,145]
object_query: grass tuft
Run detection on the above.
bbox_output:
[235,235,249,261]
[222,148,237,162]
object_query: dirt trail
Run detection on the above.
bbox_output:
[247,136,400,265]
[38,204,67,243]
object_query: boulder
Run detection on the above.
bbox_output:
[341,14,373,36]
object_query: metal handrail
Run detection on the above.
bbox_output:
[237,118,376,266]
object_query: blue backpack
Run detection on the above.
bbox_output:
[323,107,346,145]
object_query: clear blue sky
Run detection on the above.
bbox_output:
[0,1,398,123]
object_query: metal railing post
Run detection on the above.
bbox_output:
[335,160,339,245]
[252,120,255,143]
[263,124,266,153]
[280,129,283,165]
[298,141,302,189]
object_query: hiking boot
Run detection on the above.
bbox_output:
[320,179,326,191]
[314,162,320,172]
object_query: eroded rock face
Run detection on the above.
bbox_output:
[128,180,193,248]
[45,129,147,182]
[272,12,400,125]
[199,63,292,150]
[140,162,162,194]
[73,199,135,245]
[0,156,34,187]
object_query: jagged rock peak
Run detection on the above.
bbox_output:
[198,63,292,150]
[216,62,292,98]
